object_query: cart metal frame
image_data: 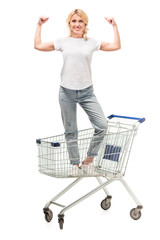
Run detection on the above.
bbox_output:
[36,114,145,229]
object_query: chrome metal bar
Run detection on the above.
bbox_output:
[117,177,142,206]
[96,177,111,196]
[59,178,115,215]
[51,202,66,208]
[44,177,82,208]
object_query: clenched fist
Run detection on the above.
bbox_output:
[38,16,49,25]
[105,17,117,26]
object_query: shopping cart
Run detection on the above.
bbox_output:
[36,114,145,229]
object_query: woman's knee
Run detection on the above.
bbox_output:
[95,121,108,135]
[64,130,78,140]
[100,119,108,131]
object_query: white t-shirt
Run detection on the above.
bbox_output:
[53,37,101,90]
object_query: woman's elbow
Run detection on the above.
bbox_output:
[34,44,40,50]
[115,44,121,51]
[34,41,42,50]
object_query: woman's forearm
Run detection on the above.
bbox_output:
[113,24,121,49]
[34,23,42,49]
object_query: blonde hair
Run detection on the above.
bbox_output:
[66,9,89,40]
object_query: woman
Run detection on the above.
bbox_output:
[34,9,121,175]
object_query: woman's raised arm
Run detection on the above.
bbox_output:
[100,17,121,51]
[34,16,55,51]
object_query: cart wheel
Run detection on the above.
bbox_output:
[130,208,141,220]
[43,208,53,222]
[58,214,64,229]
[101,196,112,210]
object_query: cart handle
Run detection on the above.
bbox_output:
[107,114,145,123]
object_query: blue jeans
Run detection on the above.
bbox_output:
[59,85,108,165]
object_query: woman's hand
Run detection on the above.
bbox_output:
[38,16,49,25]
[104,17,117,27]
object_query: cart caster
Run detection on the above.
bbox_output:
[130,206,143,220]
[43,208,53,222]
[101,196,112,210]
[58,214,64,229]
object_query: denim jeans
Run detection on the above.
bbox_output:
[59,85,108,165]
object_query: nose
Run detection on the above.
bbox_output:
[75,21,80,26]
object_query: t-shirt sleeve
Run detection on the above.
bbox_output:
[90,38,101,52]
[53,38,63,51]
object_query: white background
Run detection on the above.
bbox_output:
[1,0,160,239]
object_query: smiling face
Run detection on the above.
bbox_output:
[69,14,86,38]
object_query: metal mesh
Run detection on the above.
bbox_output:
[36,121,136,178]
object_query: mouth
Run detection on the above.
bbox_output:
[74,28,81,31]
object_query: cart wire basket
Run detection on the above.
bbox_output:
[36,114,145,229]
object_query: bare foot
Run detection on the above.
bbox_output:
[83,156,94,165]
